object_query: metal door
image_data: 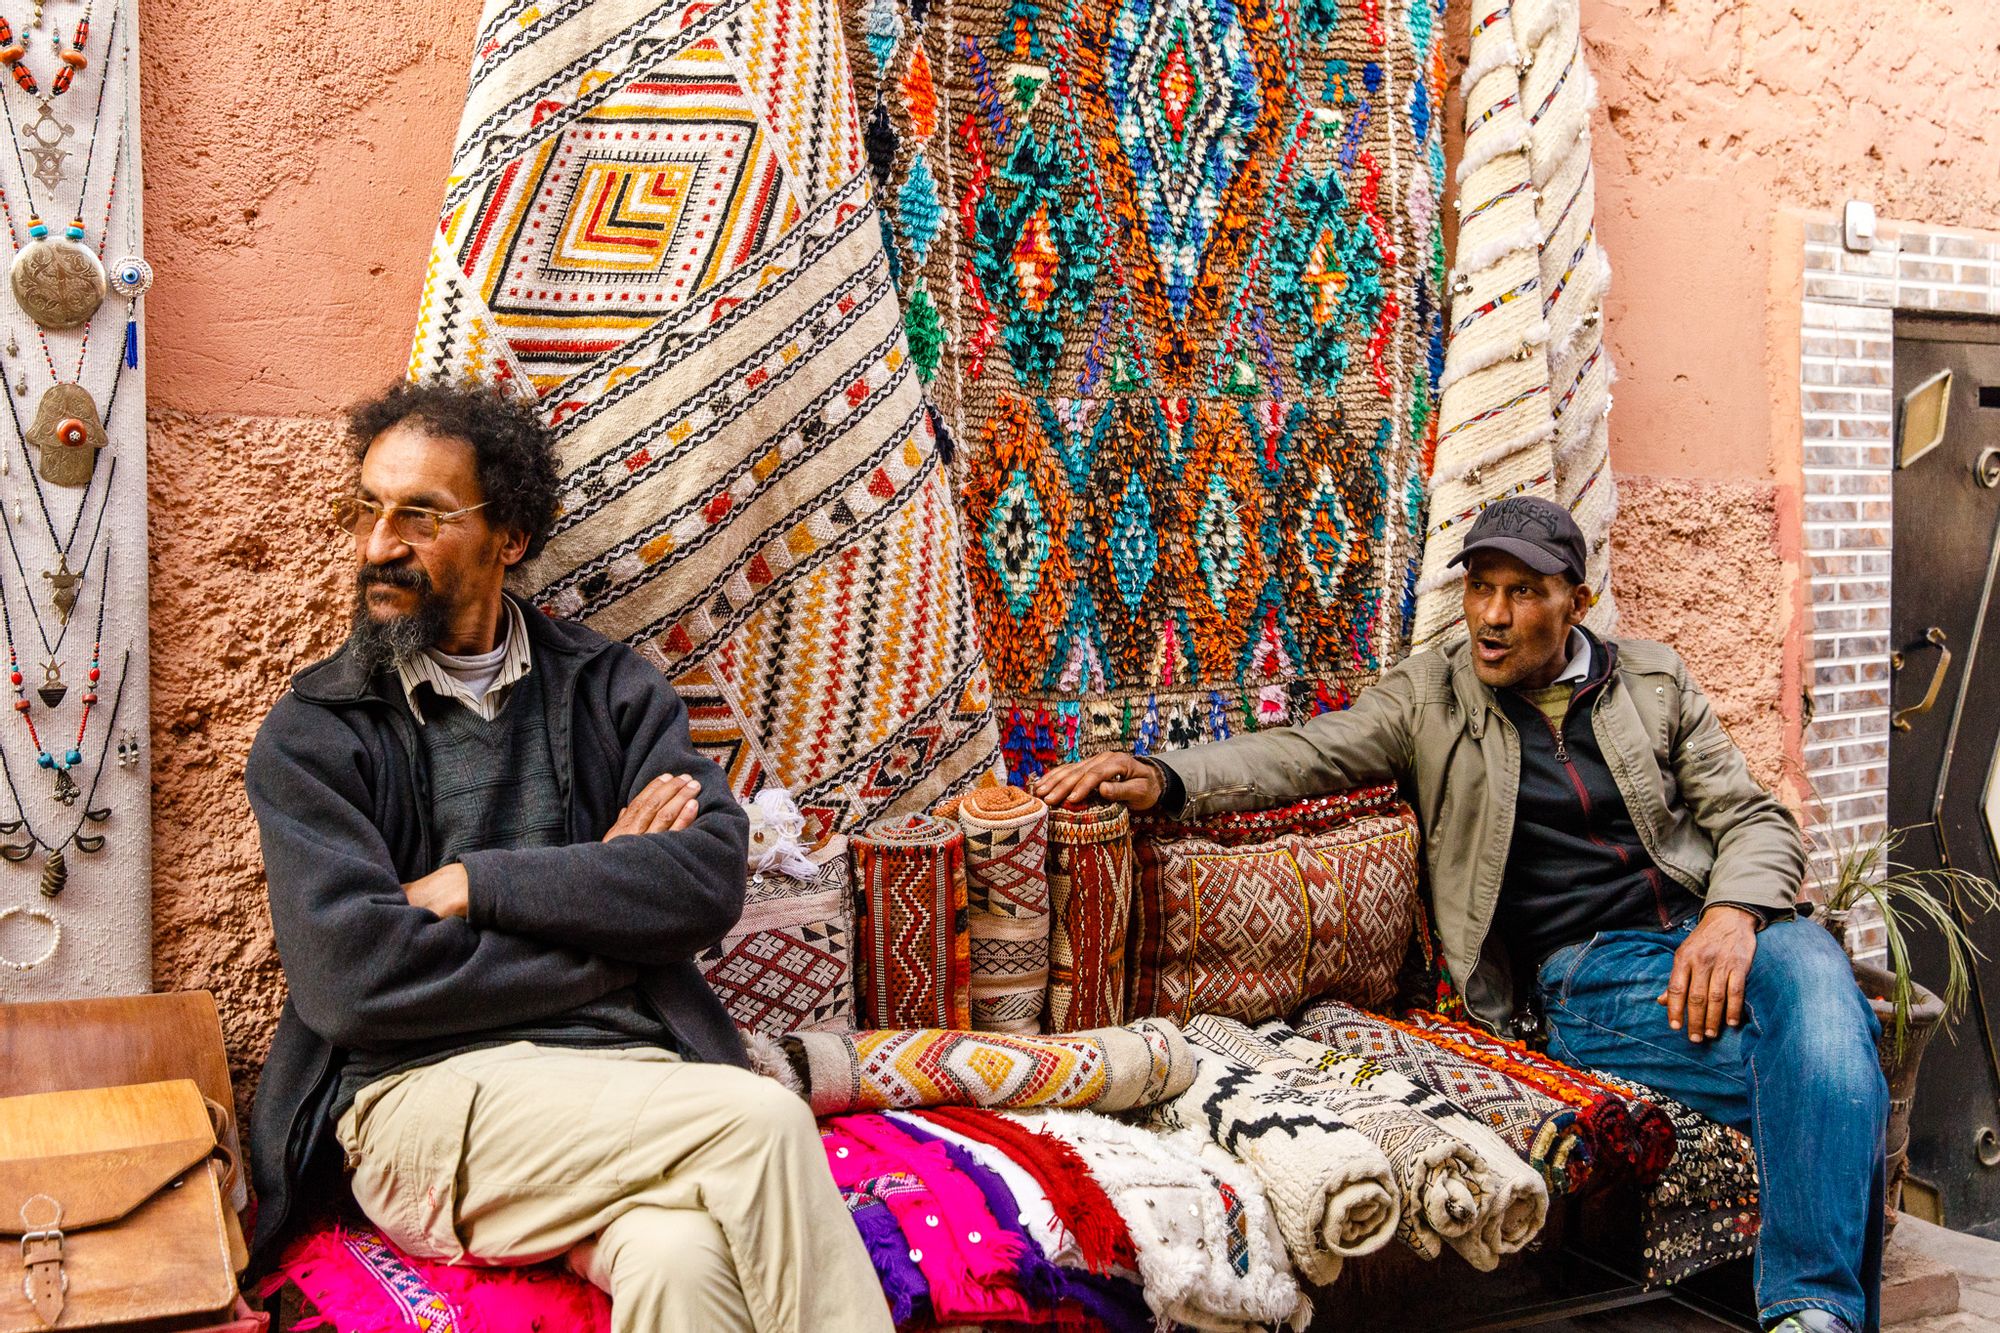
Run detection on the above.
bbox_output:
[1889,316,2000,1235]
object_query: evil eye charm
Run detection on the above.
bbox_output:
[53,417,87,447]
[108,255,152,299]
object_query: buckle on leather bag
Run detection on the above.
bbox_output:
[18,1196,66,1326]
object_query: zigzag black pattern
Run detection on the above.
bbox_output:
[544,185,878,441]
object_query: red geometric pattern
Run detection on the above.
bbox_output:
[1047,804,1134,1032]
[853,814,971,1028]
[696,849,855,1033]
[1130,803,1419,1025]
[1293,997,1591,1196]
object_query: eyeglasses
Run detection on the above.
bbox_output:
[332,496,489,547]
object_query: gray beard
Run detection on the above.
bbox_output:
[349,577,450,669]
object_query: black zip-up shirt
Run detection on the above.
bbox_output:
[1492,632,1702,970]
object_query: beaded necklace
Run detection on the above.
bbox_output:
[0,532,103,804]
[0,2,91,100]
[0,644,120,896]
[0,4,114,333]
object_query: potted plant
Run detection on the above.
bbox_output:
[1808,824,2000,1222]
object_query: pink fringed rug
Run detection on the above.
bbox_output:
[267,1220,610,1333]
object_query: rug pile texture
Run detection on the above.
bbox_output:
[840,0,1450,780]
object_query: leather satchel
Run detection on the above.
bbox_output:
[0,1079,240,1331]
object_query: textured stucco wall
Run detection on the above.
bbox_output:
[142,0,2000,1092]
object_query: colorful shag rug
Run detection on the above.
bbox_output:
[1128,800,1419,1024]
[778,1019,1194,1115]
[840,0,1450,779]
[937,785,1053,1032]
[267,1219,610,1333]
[409,0,1003,839]
[853,813,972,1029]
[1047,803,1134,1032]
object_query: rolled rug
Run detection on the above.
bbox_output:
[1047,803,1134,1031]
[1294,998,1592,1196]
[1151,1049,1400,1284]
[1243,1018,1550,1266]
[1015,1108,1313,1333]
[944,785,1053,1033]
[781,1018,1195,1117]
[1589,1070,1760,1288]
[853,813,971,1029]
[1403,1009,1677,1187]
[1180,1015,1503,1266]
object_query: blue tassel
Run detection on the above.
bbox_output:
[123,318,137,369]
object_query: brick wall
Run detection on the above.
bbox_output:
[1798,218,2000,959]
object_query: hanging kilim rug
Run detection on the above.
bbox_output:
[841,0,1450,783]
[409,0,1004,838]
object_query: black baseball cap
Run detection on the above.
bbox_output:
[1446,495,1587,584]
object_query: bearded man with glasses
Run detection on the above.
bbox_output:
[243,380,892,1333]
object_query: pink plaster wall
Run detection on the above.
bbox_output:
[141,0,2000,1088]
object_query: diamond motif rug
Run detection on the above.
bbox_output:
[410,0,1004,836]
[696,837,857,1033]
[783,1018,1194,1115]
[935,784,1053,1032]
[841,0,1449,781]
[1129,800,1419,1024]
[852,813,972,1028]
[1293,997,1592,1197]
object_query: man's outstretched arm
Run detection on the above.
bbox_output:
[249,697,640,1051]
[1034,655,1423,815]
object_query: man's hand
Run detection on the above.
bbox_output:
[1031,752,1164,810]
[404,863,470,919]
[603,773,704,842]
[1659,905,1760,1042]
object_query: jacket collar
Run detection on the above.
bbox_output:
[289,592,617,707]
[1445,625,1617,738]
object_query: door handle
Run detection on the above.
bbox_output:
[1891,627,1952,732]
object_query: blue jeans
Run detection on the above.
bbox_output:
[1538,916,1887,1330]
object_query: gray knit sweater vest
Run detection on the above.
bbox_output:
[418,664,567,868]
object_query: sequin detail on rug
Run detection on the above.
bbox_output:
[841,0,1449,778]
[411,0,1004,837]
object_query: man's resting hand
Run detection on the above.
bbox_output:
[1659,904,1760,1042]
[1031,752,1164,811]
[404,863,471,919]
[397,775,703,921]
[603,773,704,841]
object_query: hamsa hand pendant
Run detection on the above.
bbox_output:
[26,383,105,487]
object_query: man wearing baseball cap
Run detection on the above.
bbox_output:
[1036,495,1885,1333]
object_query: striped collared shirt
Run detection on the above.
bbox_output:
[395,596,533,725]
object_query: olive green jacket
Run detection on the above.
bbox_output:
[1156,635,1805,1030]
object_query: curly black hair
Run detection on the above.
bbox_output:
[347,380,562,560]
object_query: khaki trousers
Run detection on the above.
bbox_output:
[334,1043,892,1333]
